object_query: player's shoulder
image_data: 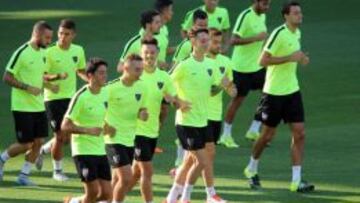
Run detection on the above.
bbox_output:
[216,6,230,15]
[70,43,85,52]
[73,85,89,101]
[11,42,30,57]
[106,78,120,87]
[127,33,142,43]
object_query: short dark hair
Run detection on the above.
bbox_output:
[189,28,209,38]
[282,1,301,17]
[86,58,108,74]
[125,54,143,63]
[193,9,208,23]
[141,38,159,49]
[33,20,52,33]
[209,28,222,37]
[59,19,76,31]
[154,0,173,12]
[140,10,160,29]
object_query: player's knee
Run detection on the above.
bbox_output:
[98,188,112,201]
[122,174,132,186]
[85,186,99,201]
[293,128,305,143]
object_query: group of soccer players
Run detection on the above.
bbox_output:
[0,0,315,202]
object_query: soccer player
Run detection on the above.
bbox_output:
[172,9,208,66]
[117,10,165,71]
[105,54,148,203]
[36,19,87,181]
[155,0,175,57]
[244,1,315,193]
[0,21,53,185]
[169,9,208,177]
[181,0,230,39]
[62,58,111,203]
[128,39,178,203]
[202,28,237,203]
[219,0,271,148]
[165,28,220,203]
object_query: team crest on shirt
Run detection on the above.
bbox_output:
[219,66,225,74]
[72,56,78,63]
[207,69,213,76]
[82,168,89,178]
[104,101,108,108]
[135,148,141,157]
[217,17,222,24]
[43,57,46,64]
[135,93,142,101]
[157,81,164,90]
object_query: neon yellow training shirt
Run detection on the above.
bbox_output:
[172,38,192,64]
[232,7,267,73]
[65,85,108,156]
[171,55,218,127]
[5,42,47,112]
[104,79,147,147]
[182,5,231,31]
[208,54,233,121]
[263,24,302,95]
[136,68,176,138]
[44,43,86,101]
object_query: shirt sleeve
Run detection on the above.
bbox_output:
[264,29,283,55]
[232,12,249,37]
[222,9,231,30]
[77,47,86,70]
[119,37,139,62]
[163,72,177,97]
[65,93,83,121]
[170,62,185,83]
[181,10,194,31]
[172,40,191,64]
[5,49,23,75]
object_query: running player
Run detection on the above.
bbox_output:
[219,0,271,148]
[62,58,111,203]
[105,54,148,202]
[36,19,87,181]
[164,28,223,203]
[0,21,53,186]
[117,10,165,71]
[173,9,208,66]
[244,1,315,193]
[128,38,179,203]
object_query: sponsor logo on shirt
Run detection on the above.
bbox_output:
[207,69,213,76]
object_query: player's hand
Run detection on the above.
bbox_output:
[26,86,42,96]
[290,50,305,62]
[103,123,116,137]
[178,99,192,113]
[300,53,310,66]
[49,84,60,94]
[226,85,238,98]
[138,108,149,121]
[256,32,268,41]
[59,72,68,80]
[221,76,231,88]
[87,127,103,136]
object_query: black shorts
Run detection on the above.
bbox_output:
[176,125,207,151]
[233,68,266,97]
[134,135,157,162]
[73,155,111,182]
[12,111,48,144]
[105,144,134,168]
[45,99,70,132]
[255,91,305,127]
[206,120,222,143]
